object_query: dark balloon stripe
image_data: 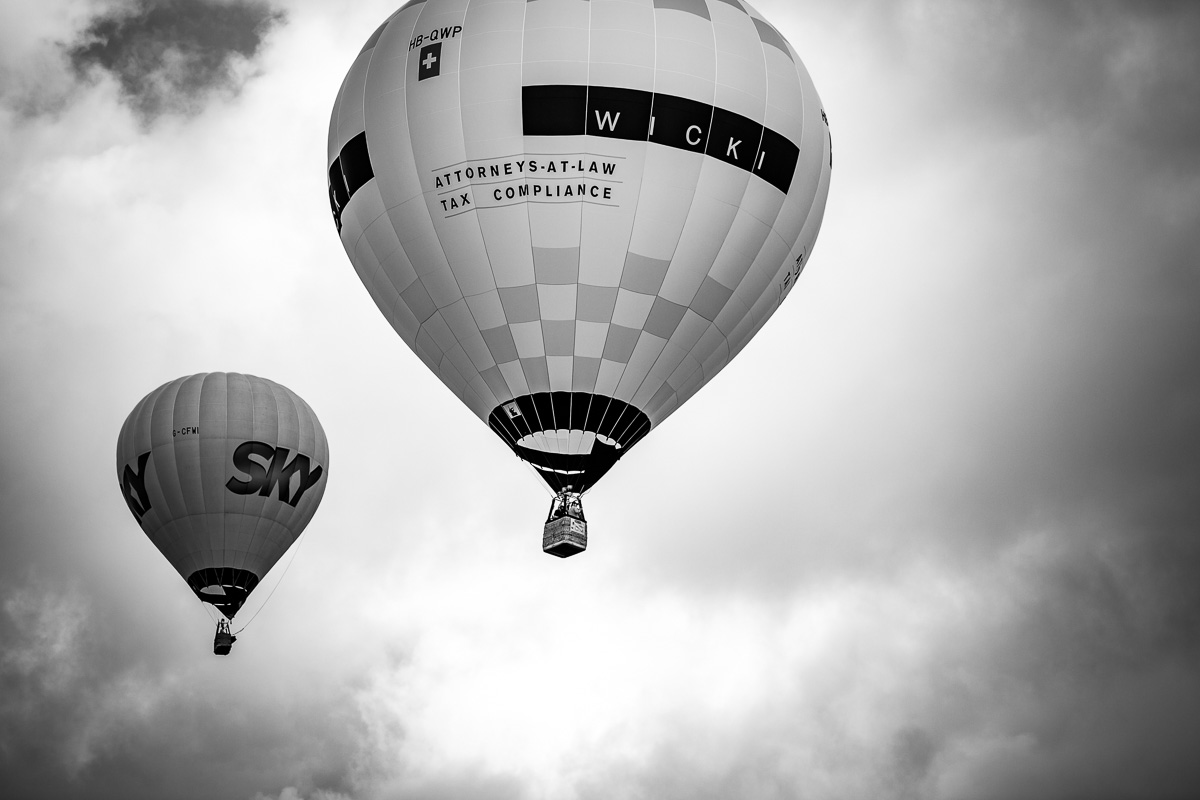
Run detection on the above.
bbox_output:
[523,84,800,193]
[329,131,375,232]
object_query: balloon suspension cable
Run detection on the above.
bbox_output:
[522,457,558,498]
[199,598,220,625]
[231,530,310,636]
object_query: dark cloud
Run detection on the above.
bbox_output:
[64,0,285,122]
[906,1,1200,170]
[0,580,365,800]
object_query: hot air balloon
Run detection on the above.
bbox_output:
[328,0,830,556]
[116,373,329,654]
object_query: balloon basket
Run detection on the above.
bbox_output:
[213,618,237,656]
[543,515,587,557]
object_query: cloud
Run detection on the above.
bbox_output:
[0,577,368,800]
[894,2,1200,169]
[252,787,355,800]
[63,0,286,122]
[2,2,1200,799]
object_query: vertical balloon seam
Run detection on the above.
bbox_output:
[258,377,286,581]
[627,45,711,423]
[708,5,780,366]
[154,381,177,581]
[269,379,299,578]
[231,373,253,578]
[404,2,476,413]
[176,375,204,580]
[389,11,443,370]
[160,377,191,579]
[346,39,394,321]
[353,31,414,366]
[455,0,503,422]
[626,0,727,425]
[559,0,594,457]
[695,14,768,391]
[734,15,795,353]
[238,374,265,585]
[377,7,421,365]
[633,1,681,419]
[515,0,540,423]
[249,377,277,577]
[203,372,223,574]
[734,59,822,360]
[515,3,564,497]
[152,378,183,559]
[505,0,534,416]
[600,0,660,435]
[455,0,499,418]
[432,0,483,413]
[226,372,250,577]
[232,371,254,578]
[668,5,731,412]
[275,379,305,552]
[538,2,570,457]
[262,378,291,579]
[515,3,557,459]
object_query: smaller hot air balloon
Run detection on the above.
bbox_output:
[116,373,329,655]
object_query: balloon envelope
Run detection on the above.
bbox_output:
[329,0,831,492]
[116,373,329,618]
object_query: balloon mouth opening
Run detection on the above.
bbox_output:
[515,430,620,456]
[188,568,260,620]
[488,392,653,494]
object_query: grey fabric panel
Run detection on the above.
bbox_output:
[573,357,602,388]
[533,246,580,285]
[401,280,437,323]
[644,296,689,339]
[542,320,576,356]
[415,328,443,369]
[619,253,671,296]
[481,366,510,400]
[359,20,390,55]
[481,326,520,364]
[520,357,550,392]
[648,383,676,413]
[690,276,733,321]
[713,0,743,10]
[753,18,792,59]
[577,284,619,323]
[498,284,541,324]
[652,0,710,20]
[602,325,641,363]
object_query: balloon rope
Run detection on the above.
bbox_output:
[232,531,308,635]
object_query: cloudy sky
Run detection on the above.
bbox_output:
[3,1,1200,798]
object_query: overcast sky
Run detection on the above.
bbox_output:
[3,1,1200,799]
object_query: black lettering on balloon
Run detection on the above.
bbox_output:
[585,86,651,140]
[523,84,799,193]
[121,451,152,521]
[226,441,325,507]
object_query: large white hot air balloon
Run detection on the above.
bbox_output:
[328,0,830,556]
[116,373,329,654]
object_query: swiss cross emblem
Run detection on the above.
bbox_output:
[418,43,442,80]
